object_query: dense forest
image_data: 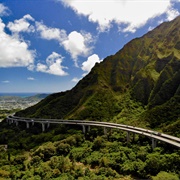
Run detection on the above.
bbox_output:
[0,121,179,179]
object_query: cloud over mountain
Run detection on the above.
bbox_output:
[36,52,68,76]
[60,0,179,32]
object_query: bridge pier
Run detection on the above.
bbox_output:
[104,127,107,135]
[126,131,130,142]
[6,118,9,123]
[26,121,30,129]
[82,125,86,134]
[31,120,34,126]
[109,128,112,135]
[152,138,157,149]
[87,125,91,132]
[133,133,135,142]
[8,119,13,125]
[15,121,19,126]
[47,122,50,129]
[41,123,45,132]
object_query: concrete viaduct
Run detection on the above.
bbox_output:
[6,116,180,149]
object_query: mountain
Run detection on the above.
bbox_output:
[16,16,180,136]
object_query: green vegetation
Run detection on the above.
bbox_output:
[1,15,180,179]
[16,16,180,136]
[0,121,179,179]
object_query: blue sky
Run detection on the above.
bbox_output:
[0,0,180,93]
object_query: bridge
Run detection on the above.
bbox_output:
[6,116,180,149]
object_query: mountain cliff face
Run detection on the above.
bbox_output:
[17,16,180,135]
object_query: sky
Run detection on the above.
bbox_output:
[0,0,180,93]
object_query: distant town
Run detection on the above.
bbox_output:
[0,94,48,120]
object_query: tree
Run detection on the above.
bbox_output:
[152,171,179,180]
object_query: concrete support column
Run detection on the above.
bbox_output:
[15,121,19,126]
[41,123,45,132]
[132,133,135,142]
[6,119,9,123]
[109,128,112,135]
[31,121,34,126]
[26,122,29,129]
[9,120,13,125]
[82,125,86,134]
[126,131,130,142]
[47,122,50,129]
[87,125,91,132]
[152,138,157,149]
[104,127,107,135]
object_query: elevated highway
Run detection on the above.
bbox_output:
[6,116,180,149]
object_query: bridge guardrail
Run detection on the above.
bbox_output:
[6,116,180,149]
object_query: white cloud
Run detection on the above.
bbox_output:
[148,26,155,31]
[7,14,35,33]
[0,18,35,68]
[166,7,180,21]
[27,77,35,80]
[62,31,93,66]
[2,80,10,83]
[36,21,67,41]
[36,52,68,76]
[35,21,95,66]
[82,54,102,73]
[0,4,9,16]
[72,77,81,82]
[60,0,174,32]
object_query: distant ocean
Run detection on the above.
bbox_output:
[0,93,39,98]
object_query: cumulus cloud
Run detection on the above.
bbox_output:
[36,21,67,41]
[60,0,177,32]
[36,52,68,76]
[0,4,10,16]
[62,31,93,66]
[82,54,102,73]
[0,18,35,68]
[36,22,94,66]
[7,14,35,34]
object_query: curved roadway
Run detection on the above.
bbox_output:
[6,116,180,149]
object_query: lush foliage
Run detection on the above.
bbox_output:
[16,16,180,136]
[4,15,180,180]
[0,122,179,179]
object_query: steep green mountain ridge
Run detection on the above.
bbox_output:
[17,16,180,135]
